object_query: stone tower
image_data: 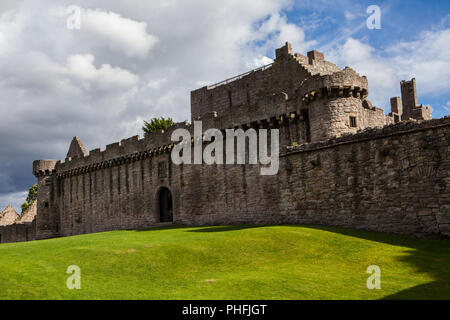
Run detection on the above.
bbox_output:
[191,42,390,145]
[298,66,379,142]
[32,160,59,239]
[399,78,432,121]
[401,78,418,120]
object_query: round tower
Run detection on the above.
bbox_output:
[298,67,370,142]
[33,160,59,239]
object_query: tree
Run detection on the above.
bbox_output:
[21,183,37,213]
[142,117,174,136]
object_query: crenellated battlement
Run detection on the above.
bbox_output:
[55,121,191,177]
[33,160,58,178]
[298,67,368,103]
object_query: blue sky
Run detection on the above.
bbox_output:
[0,0,449,211]
[288,0,448,46]
[283,0,450,118]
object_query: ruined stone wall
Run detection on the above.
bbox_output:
[0,221,35,243]
[18,200,37,224]
[401,78,418,120]
[0,202,37,243]
[0,206,19,226]
[27,117,450,240]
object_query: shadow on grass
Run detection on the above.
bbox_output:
[134,223,450,299]
[135,225,189,232]
[135,225,263,233]
[186,225,264,233]
[304,225,450,300]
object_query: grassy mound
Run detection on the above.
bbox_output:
[0,225,449,300]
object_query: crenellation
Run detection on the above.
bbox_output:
[2,41,447,244]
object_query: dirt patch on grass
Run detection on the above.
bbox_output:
[204,279,217,283]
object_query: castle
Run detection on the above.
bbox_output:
[0,42,448,243]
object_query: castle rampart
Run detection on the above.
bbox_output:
[1,42,447,244]
[175,117,450,238]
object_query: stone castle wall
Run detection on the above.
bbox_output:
[0,203,37,243]
[8,42,446,243]
[175,118,450,238]
[0,221,35,243]
[278,118,450,237]
[31,117,450,239]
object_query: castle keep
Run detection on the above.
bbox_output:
[1,42,449,243]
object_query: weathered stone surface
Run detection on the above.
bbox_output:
[1,42,449,244]
[66,136,88,160]
[0,205,35,243]
[17,201,36,224]
[0,205,19,226]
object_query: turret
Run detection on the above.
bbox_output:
[298,67,378,142]
[33,159,59,239]
[400,78,418,120]
[399,78,432,121]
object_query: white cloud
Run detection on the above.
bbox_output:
[344,10,356,20]
[251,13,316,57]
[327,28,450,110]
[80,8,159,59]
[327,38,397,108]
[0,190,27,214]
[0,0,310,196]
[65,54,139,90]
[389,29,450,94]
[0,0,17,14]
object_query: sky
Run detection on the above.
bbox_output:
[0,0,449,212]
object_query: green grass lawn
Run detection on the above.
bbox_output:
[0,225,449,300]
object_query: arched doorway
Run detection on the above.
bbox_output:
[158,187,173,223]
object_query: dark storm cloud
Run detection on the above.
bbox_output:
[0,0,306,210]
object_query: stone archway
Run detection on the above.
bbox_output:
[158,187,173,223]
